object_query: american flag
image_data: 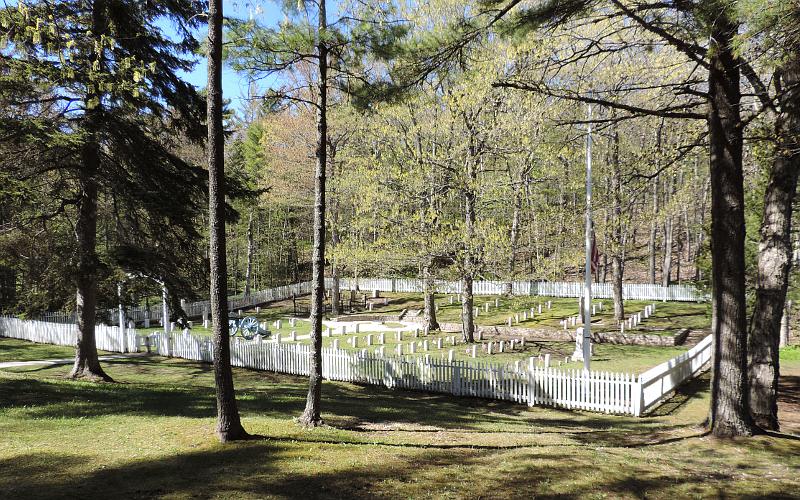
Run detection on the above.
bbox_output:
[590,232,601,274]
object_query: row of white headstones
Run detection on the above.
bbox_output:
[560,303,658,333]
[258,317,569,366]
[444,296,556,325]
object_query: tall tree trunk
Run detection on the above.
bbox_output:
[649,179,658,284]
[748,57,800,431]
[662,216,673,287]
[207,0,248,442]
[330,145,341,317]
[504,184,521,296]
[423,264,439,331]
[299,0,327,427]
[70,134,111,381]
[695,179,711,281]
[610,123,625,321]
[244,210,254,297]
[461,163,476,344]
[70,0,110,382]
[780,300,791,348]
[706,10,756,437]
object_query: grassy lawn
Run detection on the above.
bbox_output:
[314,331,690,373]
[0,339,113,363]
[0,337,798,499]
[332,292,710,336]
[129,324,688,373]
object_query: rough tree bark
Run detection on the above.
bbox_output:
[662,175,674,287]
[299,0,327,427]
[648,178,658,284]
[662,216,673,287]
[461,161,477,343]
[70,133,112,381]
[780,300,791,349]
[244,210,254,297]
[748,56,800,431]
[423,264,439,331]
[70,0,111,382]
[706,10,757,437]
[504,181,522,296]
[207,0,248,442]
[330,144,341,317]
[610,123,625,321]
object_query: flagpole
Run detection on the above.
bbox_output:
[583,101,593,372]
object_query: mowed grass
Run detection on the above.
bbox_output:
[341,292,710,336]
[0,337,799,499]
[0,340,113,363]
[315,331,689,373]
[128,295,703,370]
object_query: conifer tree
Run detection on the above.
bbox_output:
[0,0,207,380]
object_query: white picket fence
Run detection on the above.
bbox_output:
[0,317,138,353]
[638,333,713,413]
[330,277,705,302]
[42,277,702,326]
[42,281,315,326]
[1,316,713,416]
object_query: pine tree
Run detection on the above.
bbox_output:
[0,0,207,380]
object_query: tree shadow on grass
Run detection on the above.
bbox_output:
[648,372,710,418]
[2,355,696,439]
[0,437,791,500]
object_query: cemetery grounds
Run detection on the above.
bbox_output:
[0,293,799,498]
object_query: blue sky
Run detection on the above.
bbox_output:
[176,1,285,113]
